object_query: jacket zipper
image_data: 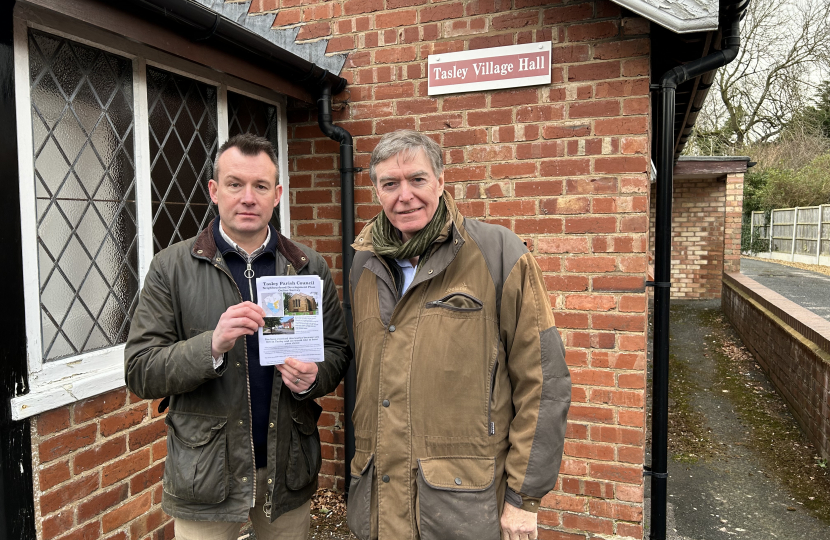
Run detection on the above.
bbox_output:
[214,260,258,508]
[488,360,498,436]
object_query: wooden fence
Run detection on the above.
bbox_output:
[750,205,830,265]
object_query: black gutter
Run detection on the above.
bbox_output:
[648,8,742,539]
[122,0,347,95]
[317,83,357,489]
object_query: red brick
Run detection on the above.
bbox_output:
[42,510,73,540]
[99,406,145,438]
[562,513,614,535]
[555,312,589,329]
[570,368,615,387]
[101,448,151,487]
[515,180,563,197]
[37,407,71,436]
[594,38,649,60]
[54,521,99,540]
[568,100,620,118]
[565,441,615,460]
[297,21,331,40]
[490,162,537,179]
[563,216,616,234]
[592,275,645,291]
[567,20,619,42]
[41,473,99,516]
[543,124,590,139]
[421,2,464,22]
[541,197,589,215]
[540,158,591,177]
[39,424,97,463]
[491,88,539,108]
[544,275,589,292]
[589,462,642,484]
[514,218,563,235]
[74,436,127,474]
[566,177,617,194]
[77,484,129,524]
[375,9,417,28]
[567,61,620,81]
[593,313,645,332]
[489,200,536,217]
[553,44,591,64]
[468,108,513,126]
[565,294,615,311]
[375,46,417,64]
[344,0,383,15]
[492,11,539,30]
[40,460,71,491]
[594,116,648,135]
[129,461,165,495]
[544,3,593,24]
[516,141,565,160]
[567,405,614,423]
[595,156,648,174]
[101,491,152,533]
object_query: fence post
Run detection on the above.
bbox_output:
[819,205,826,265]
[749,213,754,254]
[769,210,774,256]
[791,207,799,262]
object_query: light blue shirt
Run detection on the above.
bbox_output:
[395,258,417,294]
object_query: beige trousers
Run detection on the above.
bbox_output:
[174,468,311,540]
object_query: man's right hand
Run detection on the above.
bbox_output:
[211,301,265,358]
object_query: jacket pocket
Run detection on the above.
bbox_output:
[285,400,323,491]
[425,292,484,312]
[416,456,500,540]
[347,452,375,540]
[163,411,228,504]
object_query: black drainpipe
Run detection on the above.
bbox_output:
[648,12,741,540]
[317,83,357,489]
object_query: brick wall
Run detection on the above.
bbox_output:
[30,389,171,540]
[276,0,652,536]
[723,272,830,460]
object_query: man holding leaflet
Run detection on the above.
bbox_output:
[125,133,349,540]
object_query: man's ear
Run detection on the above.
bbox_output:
[274,184,283,208]
[208,179,219,204]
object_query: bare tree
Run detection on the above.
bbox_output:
[686,0,830,153]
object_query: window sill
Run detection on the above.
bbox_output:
[10,346,126,421]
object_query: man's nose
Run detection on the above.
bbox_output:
[241,184,256,204]
[398,180,413,201]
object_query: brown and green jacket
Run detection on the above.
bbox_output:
[347,193,571,540]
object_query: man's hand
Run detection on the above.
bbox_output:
[276,357,318,393]
[501,503,537,540]
[211,302,265,358]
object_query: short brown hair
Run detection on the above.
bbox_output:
[213,133,279,182]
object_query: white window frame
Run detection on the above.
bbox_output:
[12,15,290,420]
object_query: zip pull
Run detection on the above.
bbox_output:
[263,489,272,517]
[244,260,255,301]
[489,422,495,436]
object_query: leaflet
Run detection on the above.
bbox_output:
[256,275,324,365]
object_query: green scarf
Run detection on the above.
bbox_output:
[373,195,448,260]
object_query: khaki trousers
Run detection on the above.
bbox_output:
[174,468,311,540]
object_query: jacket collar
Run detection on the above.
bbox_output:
[352,191,466,253]
[191,218,310,272]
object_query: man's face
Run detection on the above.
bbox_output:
[373,149,444,242]
[208,147,281,242]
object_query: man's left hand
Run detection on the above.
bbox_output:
[500,503,537,540]
[276,357,318,393]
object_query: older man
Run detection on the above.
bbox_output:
[346,130,571,540]
[125,133,349,540]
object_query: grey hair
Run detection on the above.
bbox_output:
[213,133,279,183]
[369,130,443,184]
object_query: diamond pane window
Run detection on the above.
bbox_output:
[228,91,280,231]
[28,29,138,362]
[147,67,218,252]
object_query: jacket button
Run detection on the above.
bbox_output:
[382,399,390,407]
[236,362,241,367]
[238,420,244,426]
[455,478,462,485]
[428,269,434,274]
[269,422,275,428]
[388,325,396,332]
[268,478,273,484]
[242,477,248,482]
[197,249,203,254]
[382,475,390,483]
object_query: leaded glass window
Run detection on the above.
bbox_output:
[228,91,280,231]
[28,29,138,362]
[147,67,218,252]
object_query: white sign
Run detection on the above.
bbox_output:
[428,42,552,96]
[256,276,324,365]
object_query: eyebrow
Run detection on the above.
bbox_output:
[378,170,430,182]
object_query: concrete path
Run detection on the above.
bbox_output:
[740,258,830,320]
[645,300,830,539]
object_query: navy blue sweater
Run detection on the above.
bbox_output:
[213,219,278,469]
